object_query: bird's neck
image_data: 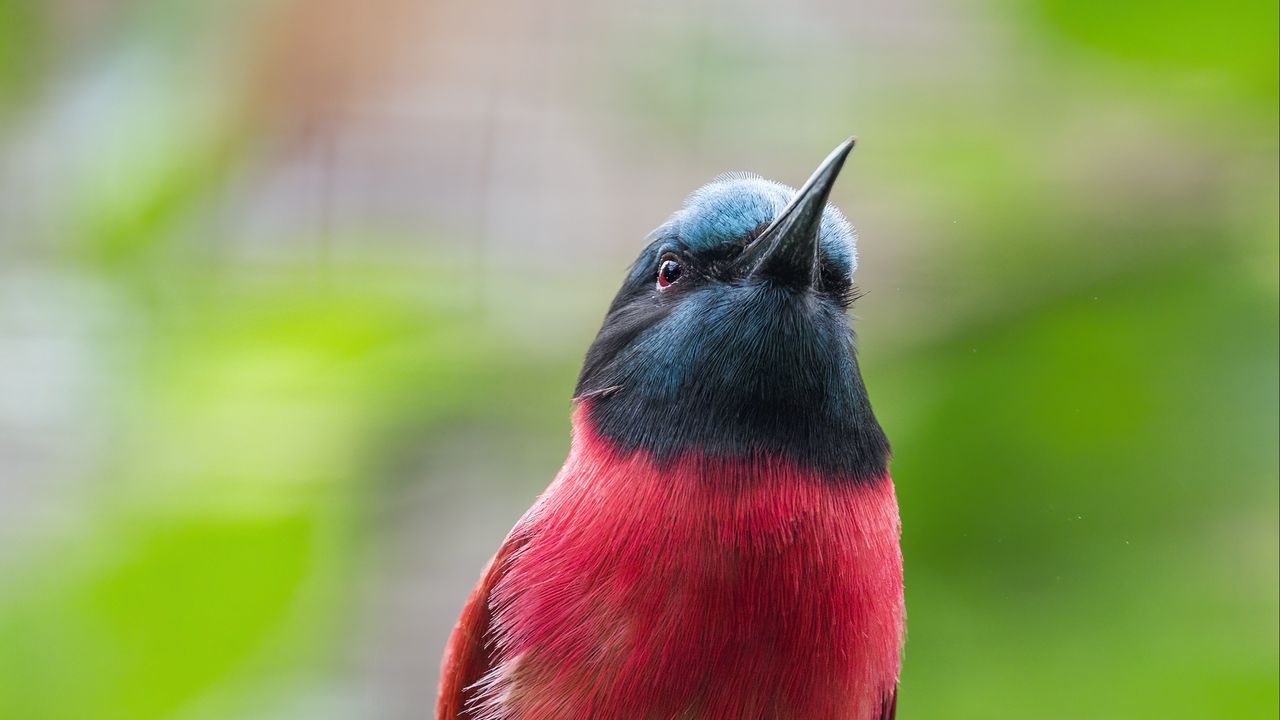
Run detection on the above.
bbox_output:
[579,353,890,484]
[565,400,891,490]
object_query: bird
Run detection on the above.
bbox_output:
[438,139,903,720]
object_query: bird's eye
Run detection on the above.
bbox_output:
[657,253,683,288]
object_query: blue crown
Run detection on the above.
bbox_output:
[665,173,857,278]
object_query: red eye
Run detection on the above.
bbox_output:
[657,254,683,288]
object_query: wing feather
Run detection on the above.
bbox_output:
[436,535,525,720]
[880,685,898,720]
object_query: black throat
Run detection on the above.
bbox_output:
[575,281,890,483]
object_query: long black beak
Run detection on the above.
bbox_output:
[734,138,854,290]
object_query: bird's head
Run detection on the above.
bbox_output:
[575,139,889,481]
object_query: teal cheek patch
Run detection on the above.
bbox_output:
[671,173,858,281]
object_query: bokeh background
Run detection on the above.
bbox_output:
[0,1,1276,718]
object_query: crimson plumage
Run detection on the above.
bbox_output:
[439,407,902,720]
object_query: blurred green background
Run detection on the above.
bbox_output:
[0,1,1275,718]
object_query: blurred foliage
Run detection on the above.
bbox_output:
[0,0,48,116]
[1036,0,1279,105]
[882,254,1277,718]
[0,266,569,719]
[0,1,1275,719]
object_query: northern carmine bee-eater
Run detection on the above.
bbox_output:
[438,139,903,720]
